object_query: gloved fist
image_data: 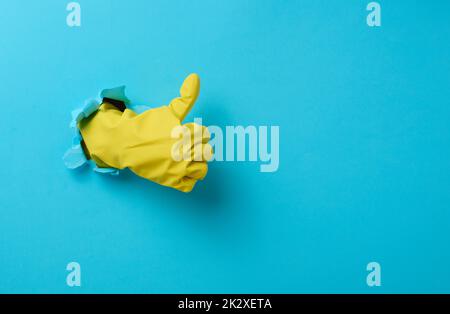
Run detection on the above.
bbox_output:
[79,74,212,192]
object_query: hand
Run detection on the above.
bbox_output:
[79,74,212,192]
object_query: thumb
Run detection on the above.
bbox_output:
[169,73,200,121]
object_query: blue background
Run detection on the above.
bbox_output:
[0,0,449,293]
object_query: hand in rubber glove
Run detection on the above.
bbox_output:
[79,74,212,192]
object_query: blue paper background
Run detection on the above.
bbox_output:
[0,0,449,293]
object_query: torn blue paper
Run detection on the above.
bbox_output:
[63,144,88,169]
[100,86,131,105]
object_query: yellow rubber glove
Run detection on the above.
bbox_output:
[79,74,212,192]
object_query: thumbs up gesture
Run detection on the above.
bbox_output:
[79,74,212,192]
